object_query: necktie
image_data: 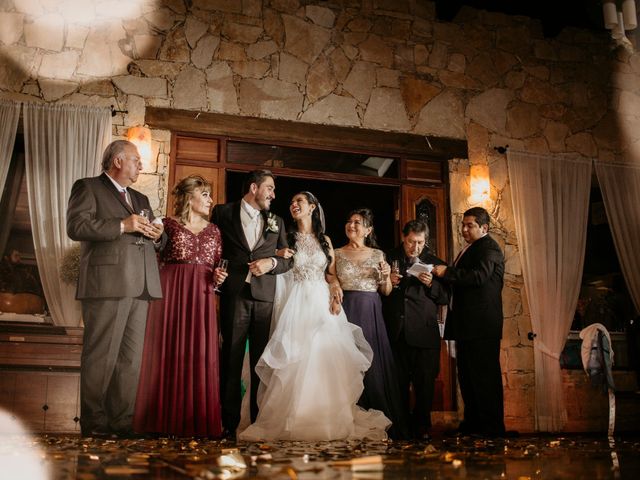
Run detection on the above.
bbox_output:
[119,189,132,208]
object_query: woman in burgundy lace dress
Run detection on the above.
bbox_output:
[134,175,227,437]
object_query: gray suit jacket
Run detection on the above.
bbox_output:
[66,173,162,300]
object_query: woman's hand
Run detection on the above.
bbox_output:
[329,297,342,315]
[329,282,343,304]
[378,260,391,279]
[276,247,296,258]
[214,267,228,285]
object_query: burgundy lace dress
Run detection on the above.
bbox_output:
[134,217,223,437]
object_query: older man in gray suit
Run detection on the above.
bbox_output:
[67,140,164,438]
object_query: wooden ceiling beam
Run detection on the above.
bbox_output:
[145,107,468,160]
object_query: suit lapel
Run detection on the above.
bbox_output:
[253,211,268,251]
[232,201,252,252]
[458,236,484,266]
[130,191,140,214]
[100,173,134,214]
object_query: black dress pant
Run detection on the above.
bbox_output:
[456,338,505,435]
[392,337,440,436]
[219,283,273,432]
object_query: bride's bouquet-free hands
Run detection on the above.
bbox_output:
[329,294,342,315]
[328,280,343,315]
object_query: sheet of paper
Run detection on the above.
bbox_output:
[406,262,434,277]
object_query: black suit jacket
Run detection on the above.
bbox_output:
[382,247,449,349]
[442,234,505,341]
[211,201,291,302]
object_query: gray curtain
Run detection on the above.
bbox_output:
[507,150,592,432]
[23,103,111,327]
[594,161,640,314]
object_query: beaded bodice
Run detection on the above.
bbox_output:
[335,248,384,292]
[161,217,222,266]
[292,233,327,282]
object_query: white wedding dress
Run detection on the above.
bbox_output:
[238,233,390,441]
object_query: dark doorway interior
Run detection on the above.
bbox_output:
[225,171,399,251]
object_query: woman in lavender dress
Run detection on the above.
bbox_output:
[334,208,408,439]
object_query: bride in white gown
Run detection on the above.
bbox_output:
[238,191,390,441]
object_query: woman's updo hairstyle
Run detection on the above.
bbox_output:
[172,175,212,223]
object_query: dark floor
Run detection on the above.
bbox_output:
[3,432,640,479]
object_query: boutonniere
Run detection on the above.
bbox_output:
[265,212,279,233]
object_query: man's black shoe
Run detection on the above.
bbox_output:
[220,429,236,441]
[111,428,140,439]
[83,428,115,439]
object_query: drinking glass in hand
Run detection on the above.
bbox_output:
[136,209,150,245]
[213,259,228,293]
[375,261,388,285]
[391,259,401,288]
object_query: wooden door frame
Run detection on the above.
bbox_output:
[147,107,467,160]
[155,111,467,413]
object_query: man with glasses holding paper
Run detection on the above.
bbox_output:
[382,219,449,440]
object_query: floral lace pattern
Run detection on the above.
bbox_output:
[161,217,222,266]
[335,249,384,292]
[291,233,327,282]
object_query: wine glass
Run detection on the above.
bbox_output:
[214,259,228,293]
[391,259,401,289]
[135,209,150,245]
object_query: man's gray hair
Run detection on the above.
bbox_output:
[101,140,135,171]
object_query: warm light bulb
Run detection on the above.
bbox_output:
[127,126,152,170]
[468,164,491,205]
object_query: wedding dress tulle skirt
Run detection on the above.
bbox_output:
[238,276,390,441]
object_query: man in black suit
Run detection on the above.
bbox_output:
[211,170,292,435]
[383,220,449,440]
[432,206,505,436]
[67,140,164,437]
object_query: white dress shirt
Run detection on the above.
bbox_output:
[240,199,264,249]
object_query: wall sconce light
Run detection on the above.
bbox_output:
[468,164,491,206]
[603,0,637,43]
[127,126,152,170]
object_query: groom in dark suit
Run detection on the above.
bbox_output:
[67,140,164,437]
[433,207,506,436]
[211,169,292,435]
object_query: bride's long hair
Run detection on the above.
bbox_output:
[287,191,332,272]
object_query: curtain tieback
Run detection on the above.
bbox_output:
[534,340,560,360]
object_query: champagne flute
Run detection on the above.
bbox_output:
[214,259,228,293]
[136,209,150,245]
[376,261,389,285]
[391,259,401,289]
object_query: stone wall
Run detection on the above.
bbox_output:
[1,0,637,432]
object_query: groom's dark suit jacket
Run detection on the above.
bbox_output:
[211,201,291,301]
